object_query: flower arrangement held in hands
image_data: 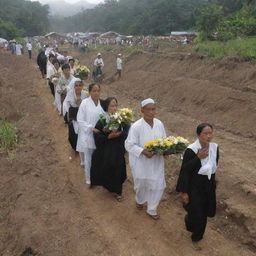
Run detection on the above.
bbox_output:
[75,65,90,80]
[100,108,134,130]
[144,136,190,155]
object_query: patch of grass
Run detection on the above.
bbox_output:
[157,40,177,49]
[94,44,117,52]
[122,45,143,56]
[7,151,16,161]
[194,37,256,60]
[0,119,18,152]
[93,44,143,57]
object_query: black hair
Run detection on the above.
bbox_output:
[102,97,118,112]
[52,59,60,65]
[196,123,213,135]
[74,80,83,86]
[88,83,100,93]
[62,63,70,71]
[49,54,55,59]
[69,58,75,62]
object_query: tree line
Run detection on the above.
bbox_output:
[195,0,256,40]
[51,0,256,41]
[0,0,49,40]
[0,0,255,41]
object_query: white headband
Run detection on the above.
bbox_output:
[141,98,155,108]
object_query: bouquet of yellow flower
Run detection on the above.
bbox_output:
[100,108,134,130]
[75,65,90,79]
[144,136,190,155]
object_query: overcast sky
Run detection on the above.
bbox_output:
[48,0,104,3]
[33,0,104,3]
[65,0,103,3]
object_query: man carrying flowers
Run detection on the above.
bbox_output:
[125,98,166,220]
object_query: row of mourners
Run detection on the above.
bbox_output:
[41,53,219,251]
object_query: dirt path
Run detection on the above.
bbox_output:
[0,51,255,256]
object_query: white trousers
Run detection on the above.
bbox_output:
[79,152,85,166]
[84,148,94,184]
[54,91,62,115]
[135,185,164,216]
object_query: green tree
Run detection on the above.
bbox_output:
[0,0,50,37]
[0,19,23,40]
[195,4,224,39]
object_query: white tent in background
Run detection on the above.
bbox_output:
[0,38,8,47]
[100,31,120,38]
[171,31,199,36]
[0,38,8,43]
[44,32,67,40]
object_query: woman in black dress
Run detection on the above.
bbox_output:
[176,123,219,250]
[90,97,129,201]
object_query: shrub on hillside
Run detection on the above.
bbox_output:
[216,7,256,41]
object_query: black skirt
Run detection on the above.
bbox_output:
[68,122,78,151]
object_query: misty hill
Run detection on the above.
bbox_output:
[39,0,96,17]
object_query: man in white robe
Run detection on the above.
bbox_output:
[125,98,166,219]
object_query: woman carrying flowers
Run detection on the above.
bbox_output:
[90,97,130,202]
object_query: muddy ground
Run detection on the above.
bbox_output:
[0,47,255,256]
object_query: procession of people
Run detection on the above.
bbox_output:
[5,43,220,251]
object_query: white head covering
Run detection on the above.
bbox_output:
[141,98,155,108]
[118,53,122,56]
[67,77,81,92]
[63,78,87,117]
[97,52,101,56]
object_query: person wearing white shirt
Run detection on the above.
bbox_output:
[94,53,104,68]
[48,58,62,97]
[125,98,166,220]
[93,53,104,82]
[69,58,76,76]
[115,53,122,79]
[45,45,53,57]
[46,54,56,80]
[76,83,104,185]
[15,43,23,56]
[26,42,32,59]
